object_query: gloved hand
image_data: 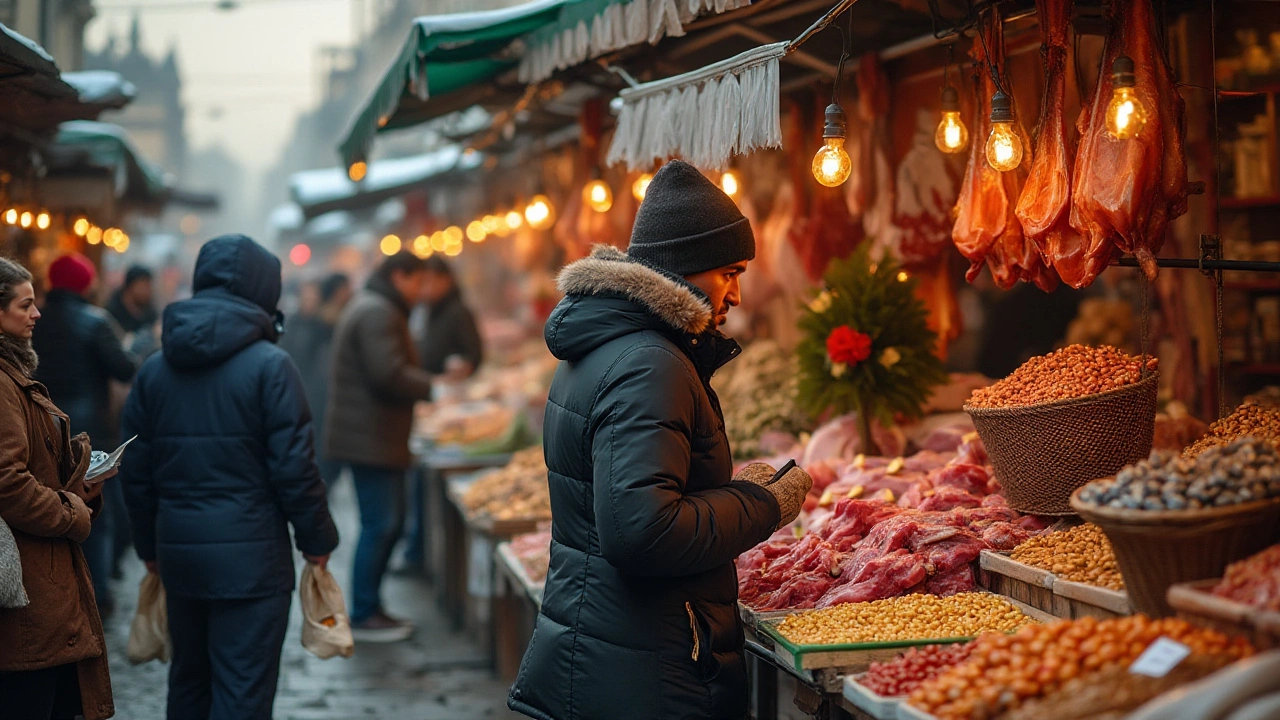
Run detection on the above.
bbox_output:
[59,491,93,543]
[733,462,814,530]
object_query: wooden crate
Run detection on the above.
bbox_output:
[1168,579,1280,649]
[979,550,1132,620]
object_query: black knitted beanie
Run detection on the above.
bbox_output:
[627,160,755,277]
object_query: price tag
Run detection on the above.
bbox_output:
[1129,637,1192,678]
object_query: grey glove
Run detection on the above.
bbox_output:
[734,462,814,530]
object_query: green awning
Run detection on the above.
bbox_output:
[338,0,576,169]
[50,121,171,204]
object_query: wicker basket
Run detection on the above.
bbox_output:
[965,372,1159,515]
[1070,489,1280,617]
[1167,579,1280,650]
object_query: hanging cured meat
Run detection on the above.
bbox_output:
[1016,0,1098,287]
[788,98,863,280]
[1070,0,1187,281]
[952,10,1056,291]
[897,108,958,266]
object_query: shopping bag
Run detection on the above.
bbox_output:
[299,562,354,659]
[126,571,170,664]
[0,515,27,609]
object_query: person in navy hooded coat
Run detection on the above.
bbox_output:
[119,234,338,720]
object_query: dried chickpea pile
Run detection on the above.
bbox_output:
[1009,523,1124,591]
[1185,403,1280,457]
[907,615,1253,720]
[774,593,1031,646]
[966,344,1156,409]
[460,447,550,520]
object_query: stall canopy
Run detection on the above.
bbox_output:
[292,145,483,220]
[0,23,126,135]
[45,120,171,205]
[62,71,138,112]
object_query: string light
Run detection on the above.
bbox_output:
[466,220,486,243]
[348,161,367,182]
[430,231,446,252]
[35,212,50,230]
[985,90,1023,172]
[86,226,103,245]
[115,235,130,253]
[632,173,653,201]
[103,228,124,248]
[720,170,741,198]
[444,226,463,245]
[18,211,32,228]
[524,194,555,230]
[812,103,853,187]
[412,235,432,257]
[504,210,523,231]
[897,271,909,282]
[482,215,502,235]
[379,234,401,255]
[2,209,15,224]
[73,218,90,236]
[1105,56,1147,140]
[583,179,613,213]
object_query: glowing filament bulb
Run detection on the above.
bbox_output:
[934,86,969,153]
[812,138,852,187]
[632,173,653,201]
[1105,56,1147,140]
[985,91,1022,172]
[720,171,741,198]
[583,179,613,213]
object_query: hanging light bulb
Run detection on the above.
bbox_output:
[505,210,523,231]
[632,173,653,202]
[811,103,853,187]
[985,90,1024,172]
[466,220,486,242]
[73,217,90,236]
[524,194,556,230]
[347,161,367,182]
[1105,55,1147,140]
[720,170,741,199]
[86,226,102,245]
[379,234,401,255]
[18,211,32,228]
[2,209,15,225]
[583,179,613,213]
[934,86,970,153]
[35,212,50,230]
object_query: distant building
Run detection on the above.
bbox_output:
[83,15,186,176]
[2,0,96,70]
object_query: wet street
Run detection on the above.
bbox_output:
[102,480,522,720]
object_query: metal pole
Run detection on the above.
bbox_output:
[787,0,862,52]
[1113,257,1280,273]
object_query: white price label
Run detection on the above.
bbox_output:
[1129,637,1192,678]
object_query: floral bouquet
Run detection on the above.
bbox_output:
[796,246,948,455]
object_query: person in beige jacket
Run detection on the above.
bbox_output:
[0,256,113,720]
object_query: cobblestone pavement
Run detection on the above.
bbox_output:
[102,480,523,719]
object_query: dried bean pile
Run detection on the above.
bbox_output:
[1185,403,1280,457]
[860,643,973,697]
[1010,524,1124,591]
[1212,545,1280,612]
[967,345,1156,409]
[774,593,1031,646]
[907,616,1253,720]
[1077,438,1280,511]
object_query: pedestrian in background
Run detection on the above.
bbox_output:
[280,273,351,486]
[105,264,159,358]
[0,256,115,720]
[31,253,138,619]
[400,256,482,573]
[119,235,338,720]
[326,251,462,642]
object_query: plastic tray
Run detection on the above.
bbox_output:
[896,702,940,720]
[843,674,903,720]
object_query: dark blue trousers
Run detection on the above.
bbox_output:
[165,592,291,720]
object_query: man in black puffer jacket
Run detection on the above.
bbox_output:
[120,235,338,720]
[509,161,812,720]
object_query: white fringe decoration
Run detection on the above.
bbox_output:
[606,41,785,171]
[518,0,749,84]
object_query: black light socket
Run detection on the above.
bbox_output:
[822,103,847,140]
[941,85,960,112]
[1112,55,1136,88]
[989,90,1014,124]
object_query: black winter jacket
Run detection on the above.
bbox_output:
[508,246,780,720]
[32,289,137,447]
[119,236,338,599]
[415,286,482,375]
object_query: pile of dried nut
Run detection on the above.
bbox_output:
[461,447,551,520]
[1077,438,1280,511]
[774,593,1031,646]
[1185,403,1280,457]
[1010,523,1124,591]
[967,345,1156,409]
[907,615,1253,720]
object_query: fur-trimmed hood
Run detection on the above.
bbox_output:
[546,245,717,364]
[556,245,712,335]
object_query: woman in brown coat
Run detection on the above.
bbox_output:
[0,257,114,720]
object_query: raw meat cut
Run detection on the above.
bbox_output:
[917,486,984,512]
[1069,0,1187,281]
[852,53,904,261]
[981,521,1038,550]
[924,565,978,597]
[1016,0,1099,287]
[952,9,1057,291]
[896,108,959,265]
[787,98,863,281]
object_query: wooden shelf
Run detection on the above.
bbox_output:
[1219,195,1280,210]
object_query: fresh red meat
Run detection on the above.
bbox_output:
[924,565,978,597]
[929,463,993,495]
[919,534,987,574]
[757,571,838,610]
[904,451,955,473]
[1015,515,1050,532]
[982,494,1009,508]
[818,551,929,608]
[822,499,902,551]
[951,436,989,467]
[980,522,1036,550]
[918,486,985,512]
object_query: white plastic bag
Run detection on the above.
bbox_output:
[126,571,170,664]
[300,562,354,659]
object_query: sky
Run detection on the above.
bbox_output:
[84,0,360,174]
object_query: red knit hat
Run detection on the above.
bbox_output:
[48,253,97,294]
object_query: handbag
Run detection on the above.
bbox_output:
[0,514,28,609]
[126,571,170,664]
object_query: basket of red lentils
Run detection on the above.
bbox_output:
[964,345,1159,516]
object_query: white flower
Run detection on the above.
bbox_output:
[809,290,833,314]
[830,362,848,379]
[879,347,902,368]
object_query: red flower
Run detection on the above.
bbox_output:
[826,326,873,365]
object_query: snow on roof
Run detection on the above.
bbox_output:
[289,145,479,207]
[62,71,138,107]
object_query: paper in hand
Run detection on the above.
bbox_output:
[86,435,137,482]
